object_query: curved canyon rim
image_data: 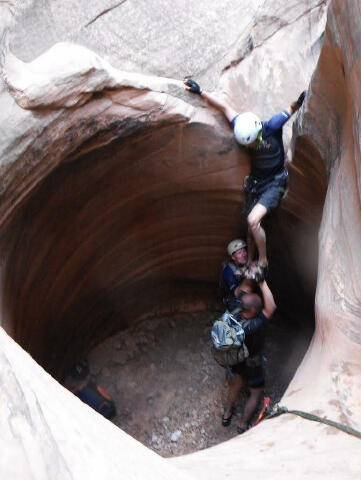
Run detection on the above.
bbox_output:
[0,112,319,456]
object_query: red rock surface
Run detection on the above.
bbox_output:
[173,2,361,477]
[285,0,361,430]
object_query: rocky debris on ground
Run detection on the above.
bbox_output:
[170,430,182,442]
[88,310,310,457]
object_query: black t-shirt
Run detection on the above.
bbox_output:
[248,111,290,181]
[243,311,269,356]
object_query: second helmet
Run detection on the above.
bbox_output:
[227,239,247,256]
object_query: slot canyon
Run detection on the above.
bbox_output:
[0,0,360,479]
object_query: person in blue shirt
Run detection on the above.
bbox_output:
[184,78,305,274]
[220,238,262,312]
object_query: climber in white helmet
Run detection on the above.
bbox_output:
[183,78,305,275]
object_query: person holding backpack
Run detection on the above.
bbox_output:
[184,78,305,274]
[221,279,276,434]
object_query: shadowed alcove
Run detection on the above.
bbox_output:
[0,116,326,369]
[0,107,327,455]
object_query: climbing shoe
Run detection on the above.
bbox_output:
[251,396,271,427]
[238,397,271,434]
[222,407,235,427]
[184,78,202,94]
[237,425,249,434]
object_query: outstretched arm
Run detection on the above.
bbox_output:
[263,90,307,135]
[259,280,276,319]
[200,91,238,122]
[183,79,238,122]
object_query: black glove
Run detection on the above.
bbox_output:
[296,91,306,107]
[184,78,202,94]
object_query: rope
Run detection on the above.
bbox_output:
[267,404,361,440]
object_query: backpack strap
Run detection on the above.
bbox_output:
[227,308,243,327]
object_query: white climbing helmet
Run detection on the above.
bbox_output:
[233,112,262,145]
[227,239,247,256]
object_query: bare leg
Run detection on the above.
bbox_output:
[247,203,268,266]
[201,91,238,122]
[238,387,263,431]
[223,373,244,419]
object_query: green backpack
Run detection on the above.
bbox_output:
[211,310,249,368]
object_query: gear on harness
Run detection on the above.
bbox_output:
[266,404,361,440]
[184,78,202,94]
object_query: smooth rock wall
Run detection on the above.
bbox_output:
[174,2,361,477]
[284,0,361,426]
[0,2,328,373]
[2,1,360,480]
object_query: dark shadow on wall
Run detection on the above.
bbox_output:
[0,126,326,379]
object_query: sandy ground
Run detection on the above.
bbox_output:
[86,310,312,457]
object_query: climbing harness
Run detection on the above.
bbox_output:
[266,404,361,440]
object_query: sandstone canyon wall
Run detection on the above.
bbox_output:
[0,0,327,373]
[0,0,360,479]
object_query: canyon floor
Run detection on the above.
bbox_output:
[86,309,312,457]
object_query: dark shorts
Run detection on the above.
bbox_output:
[231,354,265,388]
[244,169,288,216]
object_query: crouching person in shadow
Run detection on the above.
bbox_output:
[63,359,116,419]
[220,279,276,433]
